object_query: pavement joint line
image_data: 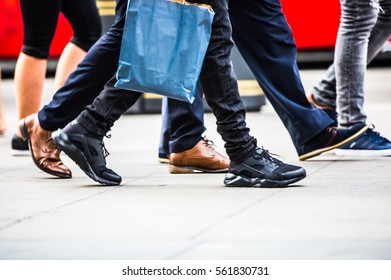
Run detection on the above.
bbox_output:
[164,190,287,259]
[187,190,282,240]
[0,189,114,232]
[0,169,175,232]
[120,171,166,185]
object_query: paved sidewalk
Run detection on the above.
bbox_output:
[0,69,390,260]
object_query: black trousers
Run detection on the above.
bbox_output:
[20,0,101,58]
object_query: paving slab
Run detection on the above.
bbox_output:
[0,68,390,260]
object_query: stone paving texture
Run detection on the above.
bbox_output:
[0,69,390,260]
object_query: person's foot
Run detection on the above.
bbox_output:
[11,134,30,156]
[335,126,391,156]
[224,147,306,187]
[52,120,121,186]
[307,93,338,126]
[19,114,72,178]
[169,138,230,173]
[297,123,369,161]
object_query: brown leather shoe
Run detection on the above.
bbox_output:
[169,138,230,173]
[19,113,72,178]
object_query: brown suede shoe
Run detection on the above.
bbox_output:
[19,114,72,178]
[169,138,230,173]
[307,93,338,126]
[307,93,334,111]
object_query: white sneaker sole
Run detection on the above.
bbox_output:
[335,148,391,156]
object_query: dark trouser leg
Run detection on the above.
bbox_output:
[229,0,333,148]
[38,0,128,131]
[158,97,171,157]
[165,86,205,153]
[194,0,256,163]
[76,76,142,136]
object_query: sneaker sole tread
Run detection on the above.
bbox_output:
[224,172,305,188]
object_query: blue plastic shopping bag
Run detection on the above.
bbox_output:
[115,0,214,103]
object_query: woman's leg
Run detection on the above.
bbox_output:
[14,0,61,136]
[54,0,102,90]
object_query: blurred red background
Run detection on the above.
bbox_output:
[0,0,341,58]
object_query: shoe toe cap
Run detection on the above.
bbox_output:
[281,167,306,179]
[42,160,72,178]
[101,169,122,184]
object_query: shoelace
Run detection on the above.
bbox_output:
[255,147,283,166]
[97,134,112,166]
[202,136,217,151]
[100,141,110,158]
[102,134,112,157]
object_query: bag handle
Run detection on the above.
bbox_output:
[168,0,212,11]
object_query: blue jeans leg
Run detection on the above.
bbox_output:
[335,0,378,127]
[312,0,391,127]
[159,86,205,155]
[367,0,391,62]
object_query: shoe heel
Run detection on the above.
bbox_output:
[169,164,195,174]
[18,119,28,141]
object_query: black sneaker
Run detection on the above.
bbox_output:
[297,123,369,161]
[52,120,122,186]
[11,134,30,156]
[224,147,306,188]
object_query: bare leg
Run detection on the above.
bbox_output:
[14,53,47,136]
[53,42,86,91]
